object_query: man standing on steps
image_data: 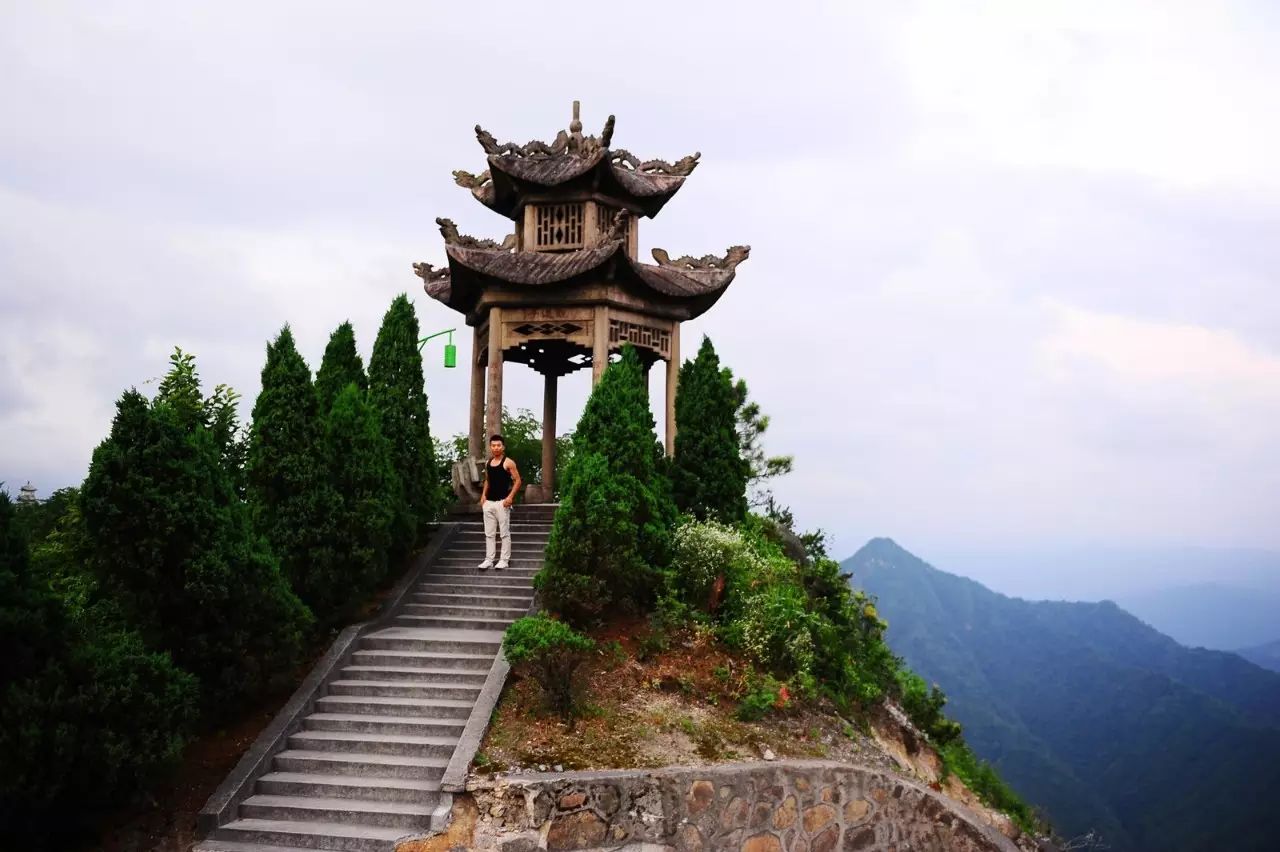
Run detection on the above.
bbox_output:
[477,434,521,571]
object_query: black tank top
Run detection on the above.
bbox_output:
[486,456,513,501]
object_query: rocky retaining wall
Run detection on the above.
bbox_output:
[410,760,1021,852]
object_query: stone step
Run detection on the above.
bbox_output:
[196,840,329,852]
[256,772,440,804]
[350,649,494,670]
[409,591,533,608]
[453,532,551,544]
[287,729,458,757]
[208,818,409,852]
[314,694,475,719]
[440,546,545,557]
[272,749,449,780]
[240,795,433,830]
[421,571,537,587]
[401,603,529,620]
[412,586,533,601]
[339,665,488,683]
[358,635,502,655]
[303,713,467,738]
[327,679,482,701]
[453,522,553,533]
[393,614,518,631]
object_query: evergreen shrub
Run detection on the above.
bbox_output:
[502,614,596,719]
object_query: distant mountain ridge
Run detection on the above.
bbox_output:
[1236,638,1280,674]
[847,537,1280,852]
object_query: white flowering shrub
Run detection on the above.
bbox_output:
[668,517,760,612]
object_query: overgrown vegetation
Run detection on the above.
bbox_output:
[515,333,1040,836]
[3,294,444,848]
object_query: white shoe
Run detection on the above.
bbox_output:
[495,561,509,571]
[477,560,494,571]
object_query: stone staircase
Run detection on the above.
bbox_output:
[195,504,555,852]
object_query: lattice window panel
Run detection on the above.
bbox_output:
[534,203,585,250]
[610,319,670,357]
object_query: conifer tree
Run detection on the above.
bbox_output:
[324,382,398,595]
[81,390,310,705]
[368,295,441,555]
[155,347,247,495]
[672,336,749,522]
[246,326,343,617]
[315,321,368,413]
[538,345,676,621]
[0,490,198,839]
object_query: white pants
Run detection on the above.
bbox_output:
[482,500,512,563]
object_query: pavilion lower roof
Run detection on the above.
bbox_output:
[417,240,748,320]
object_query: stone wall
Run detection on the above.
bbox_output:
[443,760,1022,852]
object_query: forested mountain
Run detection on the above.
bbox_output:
[848,537,1280,852]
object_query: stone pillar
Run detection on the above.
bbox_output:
[665,323,680,456]
[468,324,485,459]
[485,307,503,440]
[641,361,652,400]
[592,305,610,386]
[541,373,558,498]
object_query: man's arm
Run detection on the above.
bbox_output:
[478,467,489,505]
[503,458,522,507]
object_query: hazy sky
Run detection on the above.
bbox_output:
[3,1,1279,578]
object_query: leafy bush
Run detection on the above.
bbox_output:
[735,673,789,722]
[503,614,596,719]
[896,669,962,745]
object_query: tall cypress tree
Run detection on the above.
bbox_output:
[315,321,368,414]
[538,345,676,622]
[368,295,441,556]
[246,326,342,618]
[82,389,311,705]
[324,382,398,596]
[672,336,749,521]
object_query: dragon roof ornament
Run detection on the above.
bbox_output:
[651,245,751,271]
[412,261,449,284]
[610,149,700,177]
[435,217,516,252]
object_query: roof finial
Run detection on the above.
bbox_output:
[570,100,582,135]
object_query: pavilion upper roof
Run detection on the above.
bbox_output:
[451,109,699,220]
[415,215,748,320]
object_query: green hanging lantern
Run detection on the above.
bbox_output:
[419,327,458,368]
